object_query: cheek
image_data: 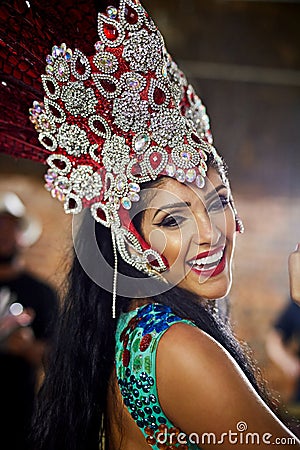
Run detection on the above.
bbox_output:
[162,232,188,266]
[214,208,235,239]
[148,227,186,264]
[148,228,167,253]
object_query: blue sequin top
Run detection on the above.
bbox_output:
[115,303,201,449]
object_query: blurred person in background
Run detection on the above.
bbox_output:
[0,191,58,449]
[289,244,300,305]
[266,299,300,402]
[266,245,300,415]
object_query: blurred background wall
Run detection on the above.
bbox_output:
[1,0,300,407]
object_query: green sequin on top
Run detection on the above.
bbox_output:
[115,303,201,449]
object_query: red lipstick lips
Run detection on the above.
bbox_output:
[187,246,226,278]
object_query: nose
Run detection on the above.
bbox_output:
[191,209,222,247]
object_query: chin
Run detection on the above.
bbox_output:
[203,263,233,299]
[183,272,232,300]
[203,283,231,300]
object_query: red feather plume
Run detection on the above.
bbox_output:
[0,0,115,163]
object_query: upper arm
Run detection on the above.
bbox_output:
[156,323,298,449]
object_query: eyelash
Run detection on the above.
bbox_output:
[208,195,230,213]
[158,215,186,228]
[157,195,230,228]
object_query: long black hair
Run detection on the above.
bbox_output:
[31,181,280,449]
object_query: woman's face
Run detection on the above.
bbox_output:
[140,168,236,300]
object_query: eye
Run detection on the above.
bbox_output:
[157,215,186,228]
[208,194,230,213]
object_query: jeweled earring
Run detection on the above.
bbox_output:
[235,217,244,234]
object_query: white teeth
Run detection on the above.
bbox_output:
[189,249,223,266]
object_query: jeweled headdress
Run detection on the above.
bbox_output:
[29,1,219,266]
[27,0,238,315]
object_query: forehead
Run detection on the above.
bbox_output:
[145,168,224,208]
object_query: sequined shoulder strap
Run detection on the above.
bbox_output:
[115,303,199,449]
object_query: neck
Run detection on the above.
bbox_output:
[127,298,152,312]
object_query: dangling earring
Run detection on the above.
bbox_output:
[111,229,118,319]
[235,217,244,234]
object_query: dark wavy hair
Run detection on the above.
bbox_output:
[31,166,281,449]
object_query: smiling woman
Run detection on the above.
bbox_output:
[138,169,235,299]
[1,0,299,449]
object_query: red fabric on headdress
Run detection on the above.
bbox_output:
[0,0,114,162]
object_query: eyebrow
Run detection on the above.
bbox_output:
[204,184,228,201]
[152,184,228,221]
[153,201,191,220]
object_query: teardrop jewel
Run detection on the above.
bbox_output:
[125,5,138,24]
[38,132,57,152]
[64,194,82,214]
[91,202,112,227]
[41,75,60,100]
[153,87,166,105]
[145,147,168,179]
[100,79,117,93]
[70,49,91,81]
[92,74,121,99]
[97,12,125,47]
[88,115,111,139]
[149,151,162,170]
[148,79,170,110]
[44,98,66,123]
[47,154,72,175]
[103,23,119,40]
[119,0,144,31]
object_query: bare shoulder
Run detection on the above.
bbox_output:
[157,321,238,375]
[156,322,296,447]
[156,322,250,400]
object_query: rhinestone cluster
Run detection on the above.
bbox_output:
[29,101,54,133]
[123,29,163,73]
[150,109,186,148]
[112,91,149,132]
[61,81,97,117]
[44,169,71,202]
[45,43,73,78]
[57,123,90,156]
